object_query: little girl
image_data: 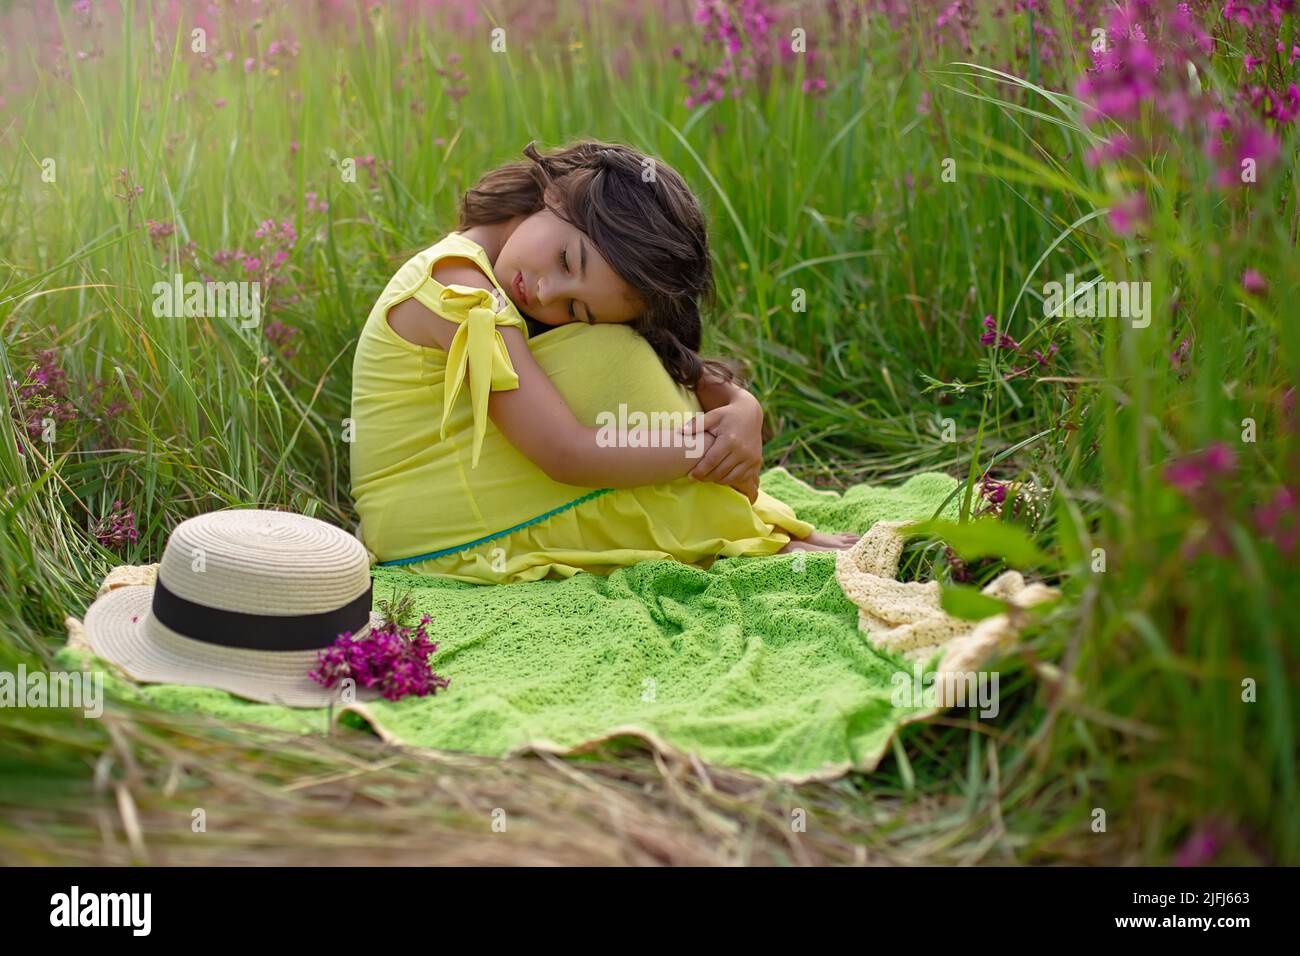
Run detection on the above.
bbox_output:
[350,139,857,583]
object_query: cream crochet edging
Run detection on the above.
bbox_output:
[834,520,1059,677]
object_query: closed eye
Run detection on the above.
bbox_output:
[561,247,590,321]
[560,247,574,319]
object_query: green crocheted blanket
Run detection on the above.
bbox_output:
[55,467,961,783]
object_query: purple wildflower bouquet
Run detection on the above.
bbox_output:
[309,612,451,702]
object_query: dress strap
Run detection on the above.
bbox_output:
[410,279,521,469]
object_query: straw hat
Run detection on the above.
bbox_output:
[81,508,380,707]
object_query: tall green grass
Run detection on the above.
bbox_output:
[1,2,1295,862]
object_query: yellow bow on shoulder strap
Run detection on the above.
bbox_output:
[435,283,521,468]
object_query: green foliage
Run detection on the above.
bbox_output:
[908,517,1053,568]
[939,584,1010,621]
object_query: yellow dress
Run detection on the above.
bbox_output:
[349,230,814,584]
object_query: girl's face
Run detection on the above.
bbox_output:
[495,207,643,327]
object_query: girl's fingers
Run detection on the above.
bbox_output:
[689,437,732,479]
[730,469,760,502]
[683,408,723,436]
[720,461,751,487]
[702,451,743,483]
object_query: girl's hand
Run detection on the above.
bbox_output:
[683,391,763,496]
[730,470,760,504]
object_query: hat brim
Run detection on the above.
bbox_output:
[82,584,379,708]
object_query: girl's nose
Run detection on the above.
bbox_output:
[536,273,568,307]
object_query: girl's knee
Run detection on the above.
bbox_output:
[531,324,696,421]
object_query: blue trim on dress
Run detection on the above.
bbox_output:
[377,487,617,567]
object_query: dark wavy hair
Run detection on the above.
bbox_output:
[457,138,740,389]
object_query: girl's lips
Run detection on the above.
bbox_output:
[514,271,529,305]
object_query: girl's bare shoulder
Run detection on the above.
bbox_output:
[384,254,500,350]
[431,255,494,291]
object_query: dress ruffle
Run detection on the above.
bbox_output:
[389,485,815,584]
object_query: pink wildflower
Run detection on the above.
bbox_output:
[264,319,301,359]
[1241,268,1268,295]
[94,500,139,550]
[979,314,1021,350]
[1254,486,1299,554]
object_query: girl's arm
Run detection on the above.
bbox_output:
[488,324,716,488]
[399,262,715,488]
